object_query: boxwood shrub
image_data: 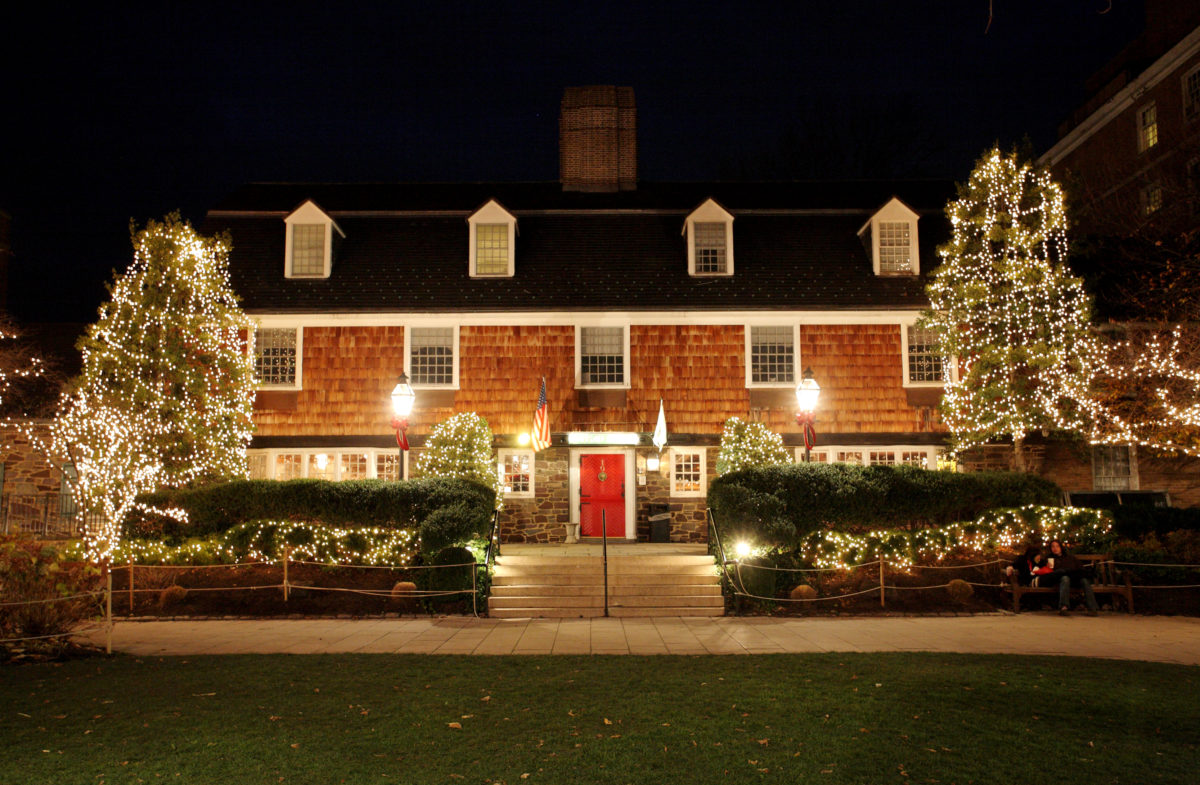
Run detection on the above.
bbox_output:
[124,477,496,549]
[708,463,1062,548]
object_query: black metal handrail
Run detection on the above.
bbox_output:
[706,508,746,601]
[601,508,610,617]
[1,493,90,538]
[484,509,500,570]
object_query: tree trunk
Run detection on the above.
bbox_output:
[1013,435,1026,473]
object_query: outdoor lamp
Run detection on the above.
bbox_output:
[390,373,416,479]
[646,454,661,472]
[795,368,820,462]
[734,541,752,560]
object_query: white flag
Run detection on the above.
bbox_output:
[652,398,668,452]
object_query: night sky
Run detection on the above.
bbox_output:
[2,0,1145,324]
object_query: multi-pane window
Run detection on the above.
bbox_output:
[1142,183,1163,217]
[1185,67,1200,120]
[247,453,268,480]
[671,449,705,496]
[340,453,368,480]
[475,224,509,275]
[900,451,928,468]
[1093,446,1134,491]
[580,326,625,385]
[869,451,896,466]
[879,222,913,274]
[308,453,335,481]
[410,327,455,385]
[907,326,944,383]
[376,453,400,481]
[255,328,298,386]
[290,224,326,276]
[275,453,304,480]
[499,450,533,496]
[750,326,795,384]
[835,451,864,465]
[1138,103,1158,152]
[693,222,727,274]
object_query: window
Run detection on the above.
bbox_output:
[693,223,728,273]
[684,198,734,276]
[900,451,929,468]
[579,326,627,386]
[803,446,936,468]
[283,200,341,279]
[836,450,864,465]
[376,453,401,481]
[1185,66,1200,121]
[59,464,78,519]
[275,453,304,480]
[409,327,457,387]
[878,222,914,274]
[249,449,399,480]
[1138,102,1158,153]
[498,450,534,497]
[340,453,369,480]
[670,448,706,497]
[748,325,795,385]
[290,225,326,276]
[869,451,896,466]
[906,326,945,384]
[1093,446,1136,491]
[475,224,509,276]
[247,453,268,479]
[1141,182,1163,216]
[468,199,516,277]
[255,327,300,387]
[308,453,335,481]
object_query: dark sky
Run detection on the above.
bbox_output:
[2,0,1145,323]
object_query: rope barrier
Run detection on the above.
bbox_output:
[123,562,272,570]
[729,585,884,603]
[0,591,104,607]
[294,584,474,598]
[1132,584,1200,589]
[909,559,1005,570]
[736,559,881,574]
[292,560,475,571]
[1113,560,1200,569]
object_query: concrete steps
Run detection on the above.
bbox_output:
[487,550,724,619]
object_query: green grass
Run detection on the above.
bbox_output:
[1,654,1196,785]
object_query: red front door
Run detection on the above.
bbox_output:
[580,454,625,538]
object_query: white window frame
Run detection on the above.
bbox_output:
[683,198,734,277]
[406,324,460,389]
[468,199,516,278]
[745,323,799,388]
[254,325,303,390]
[283,200,343,279]
[1092,445,1139,491]
[798,445,939,470]
[669,447,707,498]
[858,197,920,276]
[901,322,954,388]
[497,449,535,498]
[1137,101,1158,153]
[1184,64,1200,122]
[248,448,406,480]
[575,323,631,389]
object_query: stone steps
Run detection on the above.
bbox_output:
[487,551,724,619]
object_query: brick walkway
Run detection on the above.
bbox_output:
[79,613,1200,664]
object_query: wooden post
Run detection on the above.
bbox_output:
[128,559,134,614]
[471,559,478,618]
[105,567,113,655]
[879,558,886,608]
[282,545,289,602]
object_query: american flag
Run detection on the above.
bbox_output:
[531,377,550,451]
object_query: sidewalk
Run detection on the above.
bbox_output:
[79,613,1200,664]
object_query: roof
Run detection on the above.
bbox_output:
[205,180,953,314]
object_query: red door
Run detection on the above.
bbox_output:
[580,454,624,538]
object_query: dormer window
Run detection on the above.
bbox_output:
[284,200,342,279]
[684,198,734,276]
[859,197,920,276]
[468,200,516,277]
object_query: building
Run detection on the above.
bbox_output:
[207,86,960,543]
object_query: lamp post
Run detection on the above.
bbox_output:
[390,373,416,480]
[795,367,820,462]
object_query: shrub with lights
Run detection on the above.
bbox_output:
[48,214,256,562]
[716,417,792,475]
[416,412,503,509]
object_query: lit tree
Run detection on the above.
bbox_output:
[716,417,791,475]
[416,412,503,507]
[0,316,47,432]
[49,214,257,561]
[920,147,1098,471]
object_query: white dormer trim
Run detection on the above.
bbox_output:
[468,199,517,278]
[283,200,344,279]
[857,197,920,276]
[682,198,734,276]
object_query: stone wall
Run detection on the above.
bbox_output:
[1,421,62,496]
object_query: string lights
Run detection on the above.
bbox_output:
[415,412,504,507]
[716,417,791,475]
[47,214,257,563]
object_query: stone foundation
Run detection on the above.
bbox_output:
[1,421,62,496]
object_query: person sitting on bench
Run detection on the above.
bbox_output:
[1046,539,1100,617]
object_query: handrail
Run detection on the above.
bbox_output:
[707,508,751,606]
[484,509,500,570]
[601,509,609,617]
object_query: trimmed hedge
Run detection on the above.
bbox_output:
[708,463,1062,548]
[1110,505,1200,540]
[124,477,495,551]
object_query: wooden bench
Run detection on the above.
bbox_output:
[1005,554,1134,613]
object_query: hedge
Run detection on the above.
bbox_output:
[1110,505,1200,540]
[708,463,1062,548]
[124,477,496,553]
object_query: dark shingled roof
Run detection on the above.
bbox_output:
[205,180,953,314]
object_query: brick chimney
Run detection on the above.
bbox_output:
[559,86,637,192]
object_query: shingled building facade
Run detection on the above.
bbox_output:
[207,87,960,543]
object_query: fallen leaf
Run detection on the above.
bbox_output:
[481,696,491,702]
[448,722,462,730]
[603,718,612,725]
[520,775,530,780]
[757,739,769,746]
[290,743,299,749]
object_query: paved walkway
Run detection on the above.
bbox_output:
[79,614,1200,665]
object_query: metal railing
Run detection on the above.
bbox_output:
[1,493,93,538]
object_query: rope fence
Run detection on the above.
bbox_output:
[0,572,112,653]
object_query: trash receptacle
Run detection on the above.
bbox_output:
[648,503,671,543]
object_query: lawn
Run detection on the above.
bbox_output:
[1,653,1196,785]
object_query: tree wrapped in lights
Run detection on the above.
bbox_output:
[416,412,503,508]
[716,417,791,475]
[50,214,256,561]
[921,148,1099,470]
[0,316,47,432]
